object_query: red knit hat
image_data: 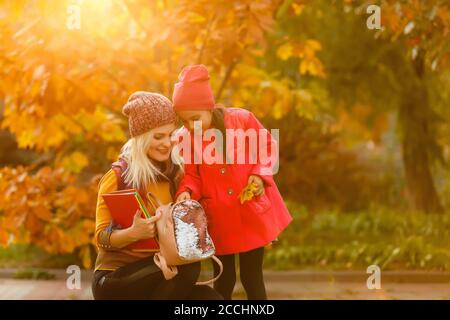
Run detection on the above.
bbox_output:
[172,64,215,111]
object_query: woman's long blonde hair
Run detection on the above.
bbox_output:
[119,131,183,191]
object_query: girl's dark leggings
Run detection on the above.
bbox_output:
[212,246,267,300]
[92,255,223,300]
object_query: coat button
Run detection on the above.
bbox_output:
[220,167,226,174]
[227,188,234,195]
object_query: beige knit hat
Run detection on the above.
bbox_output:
[122,91,176,137]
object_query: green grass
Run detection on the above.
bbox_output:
[0,244,79,269]
[13,268,56,280]
[265,202,450,271]
[0,244,42,268]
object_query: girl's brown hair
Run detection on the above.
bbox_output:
[211,106,228,163]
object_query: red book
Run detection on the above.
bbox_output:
[102,189,159,252]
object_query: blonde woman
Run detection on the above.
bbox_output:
[91,92,222,300]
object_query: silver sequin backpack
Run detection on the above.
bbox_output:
[147,194,223,284]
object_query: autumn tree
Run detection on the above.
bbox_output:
[287,0,450,212]
[344,0,450,212]
[0,0,308,266]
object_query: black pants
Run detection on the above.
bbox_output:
[212,246,267,300]
[92,256,223,300]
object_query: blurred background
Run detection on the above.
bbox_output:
[0,0,449,284]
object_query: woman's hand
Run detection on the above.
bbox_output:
[248,175,265,196]
[128,210,160,241]
[176,191,191,202]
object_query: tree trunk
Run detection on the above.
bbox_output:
[398,51,443,213]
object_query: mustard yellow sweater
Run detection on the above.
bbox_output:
[94,169,173,271]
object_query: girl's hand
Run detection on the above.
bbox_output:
[248,175,265,196]
[176,191,191,202]
[128,210,159,241]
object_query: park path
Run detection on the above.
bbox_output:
[0,270,449,300]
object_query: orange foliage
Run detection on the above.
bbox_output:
[0,0,310,268]
[0,166,99,268]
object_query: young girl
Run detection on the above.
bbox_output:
[173,65,293,300]
[92,91,222,300]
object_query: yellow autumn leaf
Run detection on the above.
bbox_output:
[276,42,294,61]
[239,182,259,204]
[187,12,207,24]
[299,58,326,78]
[299,59,309,75]
[17,130,35,149]
[71,152,89,168]
[60,151,89,174]
[273,101,284,120]
[292,3,305,16]
[305,39,322,52]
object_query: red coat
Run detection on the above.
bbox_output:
[175,107,293,255]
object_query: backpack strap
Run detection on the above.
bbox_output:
[111,158,148,203]
[153,254,223,285]
[195,256,223,285]
[153,253,178,280]
[111,158,129,191]
[146,192,163,210]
